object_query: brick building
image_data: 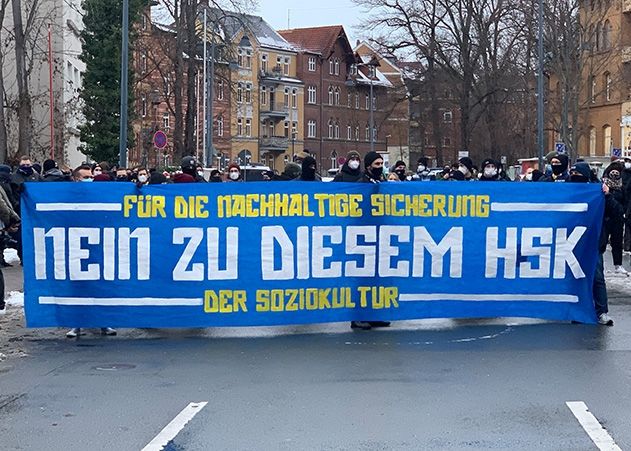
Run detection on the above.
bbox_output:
[279,26,392,171]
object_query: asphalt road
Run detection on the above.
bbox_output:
[1,260,631,450]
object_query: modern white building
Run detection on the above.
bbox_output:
[2,0,87,167]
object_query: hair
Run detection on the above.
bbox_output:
[72,164,93,179]
[19,155,30,162]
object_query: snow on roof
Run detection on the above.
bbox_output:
[151,2,174,29]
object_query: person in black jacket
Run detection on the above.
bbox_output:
[568,162,616,325]
[479,158,501,181]
[601,162,627,274]
[333,150,362,182]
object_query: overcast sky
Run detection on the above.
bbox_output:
[255,0,368,43]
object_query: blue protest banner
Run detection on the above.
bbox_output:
[22,182,604,327]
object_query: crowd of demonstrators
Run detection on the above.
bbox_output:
[0,149,622,329]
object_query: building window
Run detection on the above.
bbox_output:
[355,94,359,109]
[141,94,147,118]
[365,124,370,141]
[589,126,596,157]
[162,112,170,130]
[355,125,360,141]
[284,57,290,75]
[261,53,268,73]
[141,14,147,31]
[237,82,243,103]
[216,80,224,100]
[284,87,290,107]
[217,115,224,137]
[334,121,340,139]
[292,89,298,108]
[334,59,339,75]
[365,94,370,110]
[237,118,243,136]
[443,137,452,146]
[308,57,316,72]
[292,121,297,137]
[238,48,252,69]
[245,118,252,137]
[443,111,453,123]
[141,50,147,74]
[603,125,612,155]
[328,119,334,139]
[261,86,268,106]
[350,64,358,75]
[590,75,596,103]
[164,74,171,96]
[347,124,352,140]
[334,87,340,105]
[308,120,316,138]
[284,121,289,137]
[602,20,611,50]
[328,86,334,105]
[308,86,316,104]
[245,83,252,103]
[329,59,334,75]
[347,92,352,108]
[605,72,612,101]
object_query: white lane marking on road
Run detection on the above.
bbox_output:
[566,401,621,451]
[142,402,208,451]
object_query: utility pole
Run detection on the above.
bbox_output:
[118,0,129,167]
[537,0,545,169]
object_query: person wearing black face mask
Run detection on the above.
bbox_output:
[298,156,319,181]
[360,151,385,184]
[601,162,628,275]
[540,154,570,182]
[115,168,129,182]
[392,160,407,181]
[348,151,390,330]
[567,162,617,325]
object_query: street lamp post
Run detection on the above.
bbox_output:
[537,0,545,169]
[291,132,296,160]
[367,56,380,155]
[118,0,130,167]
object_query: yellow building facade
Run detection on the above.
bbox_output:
[229,25,304,171]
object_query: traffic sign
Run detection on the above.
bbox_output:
[153,130,168,149]
[555,142,567,154]
[612,147,622,158]
[458,150,469,158]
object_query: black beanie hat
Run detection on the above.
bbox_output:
[43,159,57,172]
[394,160,406,169]
[364,151,383,168]
[302,155,317,170]
[417,156,429,167]
[459,157,474,172]
[481,158,498,169]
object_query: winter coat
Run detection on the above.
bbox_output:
[0,186,19,228]
[42,168,69,182]
[332,163,362,182]
[600,192,625,254]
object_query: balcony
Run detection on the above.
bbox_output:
[260,104,290,120]
[623,46,631,64]
[260,66,286,83]
[260,136,289,151]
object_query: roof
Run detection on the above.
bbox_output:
[278,26,349,57]
[150,2,296,52]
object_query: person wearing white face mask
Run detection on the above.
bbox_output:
[414,156,434,181]
[479,158,500,182]
[136,167,149,185]
[333,150,363,182]
[226,163,242,182]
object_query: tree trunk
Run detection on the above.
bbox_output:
[11,0,33,157]
[0,1,9,162]
[173,1,185,160]
[183,0,197,155]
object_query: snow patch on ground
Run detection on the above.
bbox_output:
[6,291,23,306]
[3,248,19,265]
